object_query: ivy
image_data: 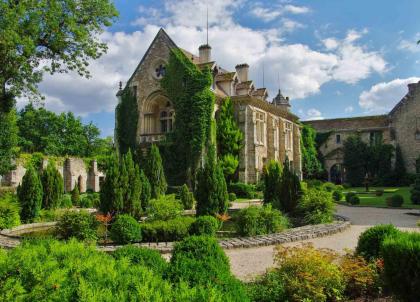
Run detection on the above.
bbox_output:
[116,88,138,155]
[300,125,322,179]
[161,49,214,186]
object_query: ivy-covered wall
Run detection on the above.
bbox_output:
[160,49,215,186]
[115,88,138,155]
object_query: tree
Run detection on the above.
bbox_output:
[394,145,406,184]
[279,158,302,214]
[41,161,64,209]
[139,170,151,211]
[216,97,243,181]
[17,166,43,222]
[0,108,18,175]
[263,160,283,209]
[122,150,142,217]
[343,135,369,186]
[100,154,123,214]
[145,145,167,199]
[195,146,228,216]
[71,183,80,205]
[301,125,322,179]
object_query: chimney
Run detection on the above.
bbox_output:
[199,44,211,63]
[235,63,249,82]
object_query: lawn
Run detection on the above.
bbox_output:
[339,186,420,209]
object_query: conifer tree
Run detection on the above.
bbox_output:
[263,160,283,209]
[18,166,43,222]
[139,169,151,210]
[41,161,64,209]
[71,183,80,205]
[100,153,123,214]
[279,158,302,213]
[145,144,167,198]
[195,145,228,216]
[123,150,142,217]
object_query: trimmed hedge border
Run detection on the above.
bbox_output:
[0,216,351,253]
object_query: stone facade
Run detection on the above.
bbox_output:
[1,158,104,193]
[305,81,420,182]
[116,28,302,184]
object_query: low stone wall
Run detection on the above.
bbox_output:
[0,222,58,249]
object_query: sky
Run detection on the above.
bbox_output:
[18,0,420,136]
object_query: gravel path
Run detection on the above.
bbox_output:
[227,205,420,281]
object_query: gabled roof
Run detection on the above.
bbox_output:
[215,72,237,82]
[236,80,254,90]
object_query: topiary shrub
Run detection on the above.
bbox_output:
[332,190,343,201]
[296,188,335,225]
[57,210,99,241]
[71,184,80,205]
[386,194,404,207]
[112,245,167,274]
[235,205,289,236]
[189,215,220,236]
[228,182,256,199]
[178,184,194,210]
[381,231,420,302]
[273,244,344,302]
[349,195,360,205]
[146,194,183,221]
[110,214,141,244]
[228,192,237,201]
[141,216,195,242]
[0,193,20,230]
[17,165,43,222]
[167,235,249,301]
[356,224,400,261]
[345,192,357,203]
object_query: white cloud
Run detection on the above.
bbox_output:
[398,39,420,53]
[359,77,420,113]
[344,106,354,113]
[305,108,324,120]
[250,3,310,22]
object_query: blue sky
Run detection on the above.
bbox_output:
[23,0,420,136]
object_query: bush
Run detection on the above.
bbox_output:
[17,166,43,222]
[382,232,420,302]
[349,195,360,205]
[0,193,20,230]
[146,194,183,221]
[112,245,167,274]
[71,184,80,205]
[141,216,195,242]
[386,194,404,207]
[178,184,194,210]
[345,192,357,203]
[79,193,100,208]
[190,215,220,236]
[59,194,72,208]
[296,188,335,225]
[228,182,256,199]
[41,162,64,209]
[235,205,289,236]
[332,190,343,201]
[0,239,229,301]
[110,214,141,244]
[167,235,249,301]
[0,186,16,199]
[262,160,282,207]
[322,182,336,192]
[273,244,344,302]
[375,189,384,197]
[247,271,286,302]
[34,208,66,223]
[356,224,400,261]
[228,192,237,201]
[57,210,99,241]
[410,174,420,204]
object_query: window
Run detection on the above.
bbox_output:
[255,111,265,145]
[285,122,293,150]
[160,110,174,133]
[369,131,382,145]
[336,134,341,144]
[155,64,166,79]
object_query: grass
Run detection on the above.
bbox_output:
[338,186,420,209]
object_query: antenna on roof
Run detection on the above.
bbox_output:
[262,60,265,88]
[206,3,209,45]
[277,71,280,90]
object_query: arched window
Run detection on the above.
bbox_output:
[160,110,174,133]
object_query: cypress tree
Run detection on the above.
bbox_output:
[195,145,228,216]
[100,153,123,214]
[263,160,283,209]
[139,169,151,210]
[279,158,302,214]
[145,144,167,198]
[18,166,43,222]
[41,162,64,209]
[71,183,80,205]
[123,150,142,217]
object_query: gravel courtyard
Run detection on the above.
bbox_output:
[227,204,420,281]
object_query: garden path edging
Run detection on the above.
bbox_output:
[0,216,351,253]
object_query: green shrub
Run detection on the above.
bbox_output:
[17,166,43,222]
[41,162,64,209]
[34,208,65,223]
[356,224,400,261]
[59,194,72,208]
[345,192,357,203]
[141,216,195,242]
[112,245,167,274]
[168,235,249,302]
[228,182,256,199]
[235,205,289,236]
[410,174,420,204]
[228,192,237,201]
[0,239,228,301]
[322,182,336,192]
[246,271,286,302]
[262,160,282,207]
[349,195,360,205]
[79,193,100,208]
[110,214,141,244]
[178,184,194,210]
[0,186,16,199]
[386,194,404,207]
[273,245,344,302]
[190,215,220,236]
[71,184,80,205]
[57,210,99,241]
[382,232,420,302]
[296,188,335,225]
[0,193,20,230]
[146,194,183,221]
[332,190,343,201]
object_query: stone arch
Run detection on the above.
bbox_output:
[140,91,174,135]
